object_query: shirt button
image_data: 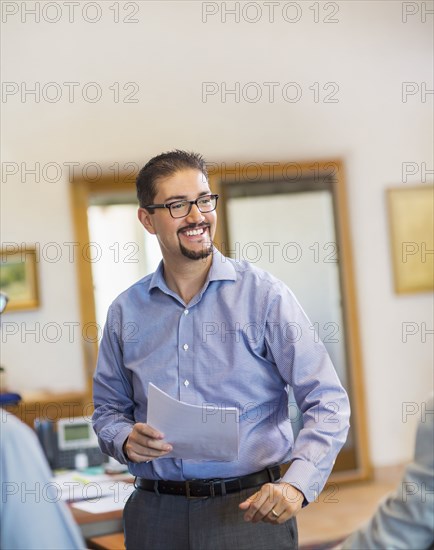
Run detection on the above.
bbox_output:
[184,309,189,315]
[184,380,189,387]
[183,344,189,351]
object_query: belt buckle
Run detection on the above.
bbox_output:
[185,479,217,498]
[186,480,204,499]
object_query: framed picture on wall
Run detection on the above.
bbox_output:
[0,246,40,311]
[387,185,434,294]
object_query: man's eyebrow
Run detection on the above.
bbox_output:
[163,191,211,202]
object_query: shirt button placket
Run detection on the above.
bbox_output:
[179,308,193,400]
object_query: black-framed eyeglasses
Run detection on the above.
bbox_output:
[144,194,219,219]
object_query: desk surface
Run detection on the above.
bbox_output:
[88,532,125,550]
[68,473,132,541]
[71,506,122,526]
[71,506,124,540]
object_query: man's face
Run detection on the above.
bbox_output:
[138,169,217,262]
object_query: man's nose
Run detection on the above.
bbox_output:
[185,203,205,223]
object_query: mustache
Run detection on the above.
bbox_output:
[177,222,210,234]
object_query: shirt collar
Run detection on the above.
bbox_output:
[149,247,236,294]
[149,261,167,293]
[207,247,237,283]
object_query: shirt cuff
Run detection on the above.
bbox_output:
[113,425,134,465]
[280,458,325,504]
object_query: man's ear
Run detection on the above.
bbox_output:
[138,208,156,234]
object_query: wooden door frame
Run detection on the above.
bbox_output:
[70,174,137,401]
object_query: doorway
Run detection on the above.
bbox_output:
[88,201,161,329]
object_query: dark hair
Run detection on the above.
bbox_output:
[136,150,208,208]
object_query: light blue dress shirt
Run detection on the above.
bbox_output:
[93,248,350,503]
[0,409,85,550]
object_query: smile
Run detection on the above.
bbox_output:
[178,224,209,238]
[185,228,204,236]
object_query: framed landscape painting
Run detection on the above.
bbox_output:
[0,246,40,311]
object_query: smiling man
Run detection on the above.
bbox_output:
[92,150,350,550]
[139,168,216,269]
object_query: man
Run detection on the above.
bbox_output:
[339,393,434,550]
[92,150,350,550]
[0,409,85,550]
[0,292,84,550]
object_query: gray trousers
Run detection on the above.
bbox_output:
[123,486,298,550]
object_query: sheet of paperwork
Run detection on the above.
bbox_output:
[54,469,134,514]
[70,483,134,514]
[147,383,239,461]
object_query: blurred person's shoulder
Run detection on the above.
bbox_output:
[1,408,32,436]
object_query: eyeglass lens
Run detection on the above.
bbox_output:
[170,196,217,218]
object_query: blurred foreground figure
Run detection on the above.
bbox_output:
[340,393,434,550]
[0,409,85,550]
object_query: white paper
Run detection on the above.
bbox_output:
[147,383,239,461]
[71,483,134,513]
[53,471,133,501]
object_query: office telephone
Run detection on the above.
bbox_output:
[35,416,107,470]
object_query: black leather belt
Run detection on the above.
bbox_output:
[135,465,282,498]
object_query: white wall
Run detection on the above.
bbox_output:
[1,1,432,467]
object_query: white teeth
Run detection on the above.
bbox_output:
[185,228,204,236]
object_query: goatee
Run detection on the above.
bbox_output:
[179,242,213,261]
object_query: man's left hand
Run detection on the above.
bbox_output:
[239,482,304,524]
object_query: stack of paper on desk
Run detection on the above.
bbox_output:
[54,471,133,502]
[147,383,239,461]
[71,483,135,514]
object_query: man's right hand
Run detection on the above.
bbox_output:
[123,423,173,463]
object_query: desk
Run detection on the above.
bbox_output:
[62,471,132,547]
[88,532,125,550]
[71,506,124,540]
